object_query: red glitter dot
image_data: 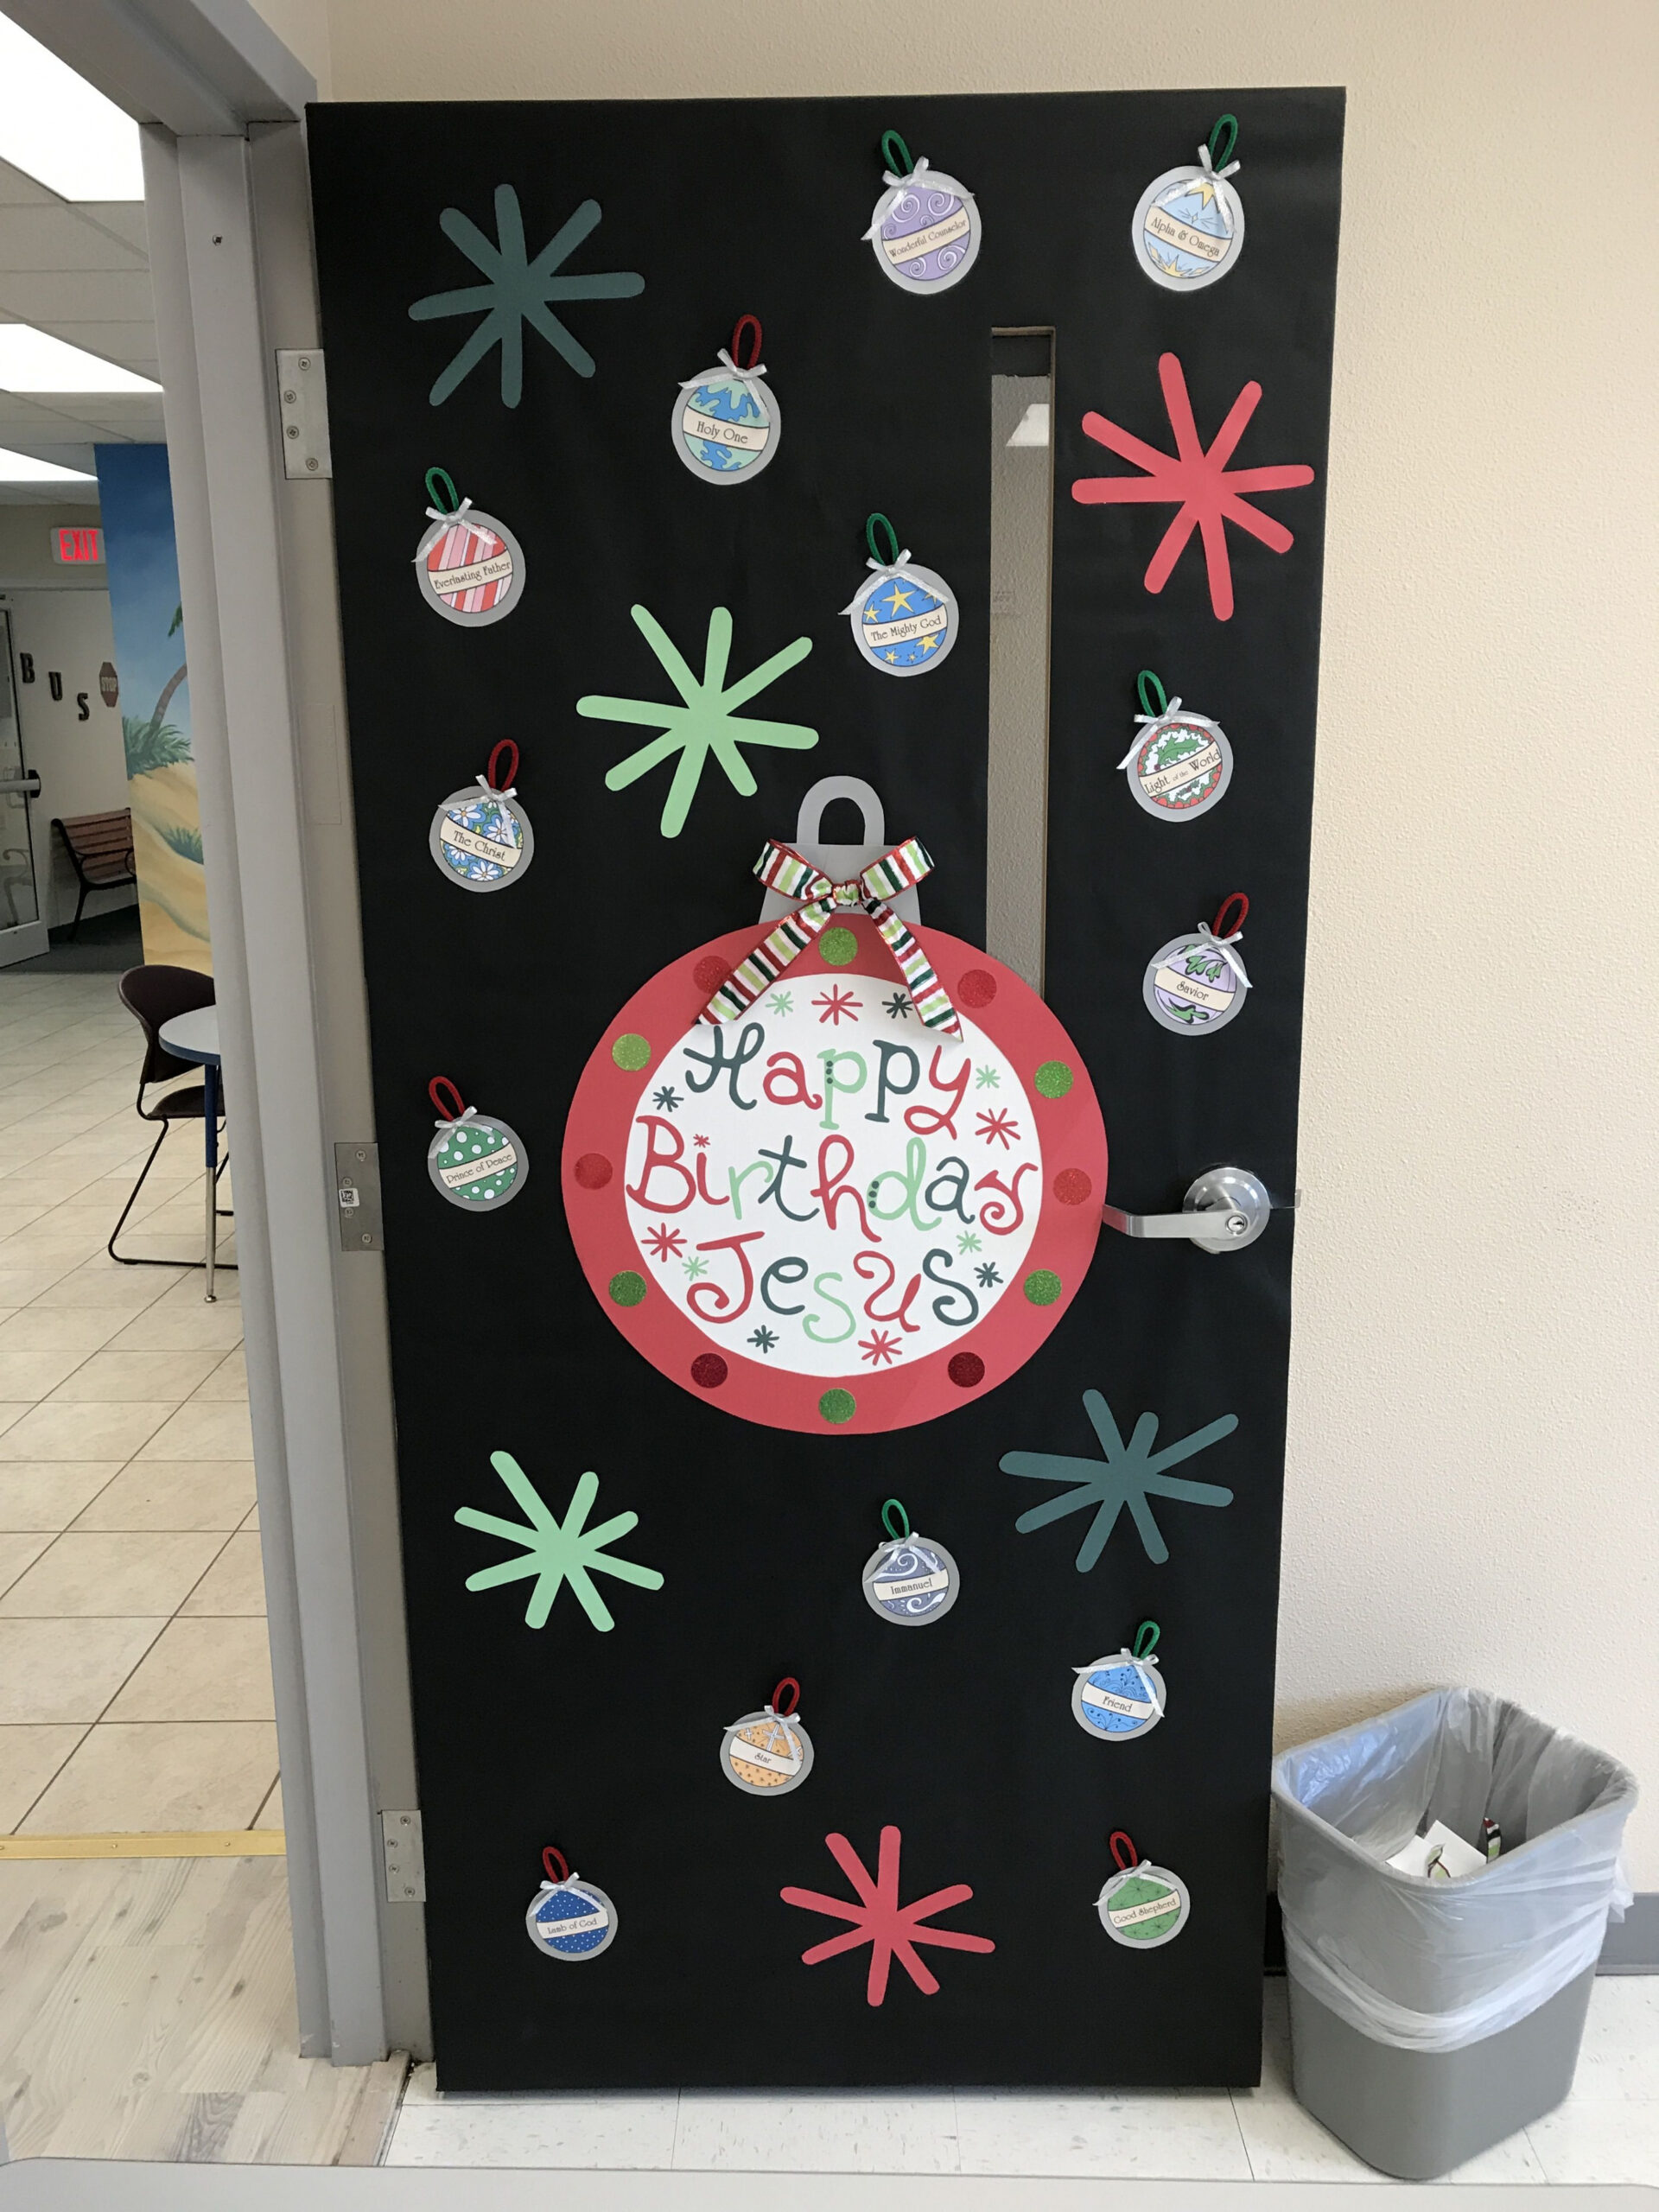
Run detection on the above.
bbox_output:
[957,969,997,1009]
[572,1154,613,1190]
[1053,1168,1092,1206]
[693,956,734,995]
[690,1353,728,1389]
[948,1352,985,1389]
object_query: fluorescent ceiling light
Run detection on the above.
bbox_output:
[0,325,159,394]
[0,14,143,200]
[0,444,96,482]
[1007,403,1050,448]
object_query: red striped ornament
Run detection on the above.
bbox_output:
[414,492,524,627]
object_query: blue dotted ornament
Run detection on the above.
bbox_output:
[526,1847,617,1961]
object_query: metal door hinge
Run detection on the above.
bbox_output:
[380,1809,425,1903]
[1102,1165,1289,1255]
[334,1140,383,1251]
[276,348,332,480]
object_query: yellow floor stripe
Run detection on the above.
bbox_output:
[0,1830,286,1860]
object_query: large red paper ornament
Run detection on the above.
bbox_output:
[562,781,1107,1435]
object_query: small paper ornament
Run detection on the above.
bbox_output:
[525,1846,617,1961]
[413,468,524,627]
[428,741,534,891]
[673,315,779,484]
[1120,671,1233,824]
[1132,113,1245,292]
[864,130,981,294]
[862,1498,960,1627]
[843,512,958,677]
[721,1676,814,1796]
[1143,893,1251,1036]
[1096,1829,1191,1948]
[1071,1620,1165,1741]
[427,1077,529,1210]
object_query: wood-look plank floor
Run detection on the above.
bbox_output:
[0,1855,405,2161]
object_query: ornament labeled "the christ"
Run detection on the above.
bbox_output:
[428,741,533,891]
[561,831,1106,1435]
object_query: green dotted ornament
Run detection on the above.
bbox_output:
[426,1078,528,1211]
[612,1033,652,1072]
[1023,1269,1062,1306]
[1096,1831,1191,1948]
[819,926,858,966]
[819,1388,857,1425]
[1034,1060,1073,1098]
[608,1271,647,1307]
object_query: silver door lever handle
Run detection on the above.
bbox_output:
[1102,1166,1278,1254]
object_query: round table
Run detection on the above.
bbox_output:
[158,1005,226,1301]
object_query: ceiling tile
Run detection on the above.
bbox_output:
[0,270,155,322]
[23,321,157,372]
[0,207,147,274]
[0,394,100,435]
[0,161,54,209]
[76,204,149,252]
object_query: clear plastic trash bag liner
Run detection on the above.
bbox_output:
[1273,1688,1636,2053]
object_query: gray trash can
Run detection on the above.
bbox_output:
[1272,1689,1637,2180]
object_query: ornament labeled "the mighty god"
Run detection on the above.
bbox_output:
[563,826,1105,1434]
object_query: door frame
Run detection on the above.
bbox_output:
[7,0,424,2062]
[0,608,50,967]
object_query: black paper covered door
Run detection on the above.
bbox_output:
[308,89,1343,2089]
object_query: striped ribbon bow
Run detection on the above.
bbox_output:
[700,836,961,1037]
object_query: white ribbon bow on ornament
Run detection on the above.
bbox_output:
[1193,141,1242,188]
[1186,904,1251,991]
[863,153,938,230]
[1118,695,1185,770]
[679,346,770,424]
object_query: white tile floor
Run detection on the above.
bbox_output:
[0,960,277,1833]
[384,1978,1659,2183]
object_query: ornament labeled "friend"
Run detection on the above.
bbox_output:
[1071,1622,1165,1741]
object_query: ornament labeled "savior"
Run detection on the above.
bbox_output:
[427,1077,528,1210]
[1143,893,1252,1036]
[864,130,981,294]
[1071,1622,1165,1741]
[525,1847,617,1961]
[1096,1830,1191,1948]
[862,1498,960,1626]
[673,315,779,483]
[561,809,1107,1435]
[843,513,958,677]
[428,741,533,891]
[1120,672,1232,823]
[1133,114,1245,292]
[414,469,523,627]
[721,1678,813,1797]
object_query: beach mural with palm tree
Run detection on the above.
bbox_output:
[93,444,210,971]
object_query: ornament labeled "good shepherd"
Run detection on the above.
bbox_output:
[562,812,1106,1434]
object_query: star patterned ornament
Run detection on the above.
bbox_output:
[409,186,644,406]
[1071,354,1315,620]
[581,605,817,838]
[1132,114,1246,291]
[1002,1389,1236,1568]
[781,1826,995,2005]
[843,513,959,676]
[454,1453,664,1631]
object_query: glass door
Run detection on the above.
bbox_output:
[0,610,48,968]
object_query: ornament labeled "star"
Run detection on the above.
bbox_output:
[1071,354,1314,620]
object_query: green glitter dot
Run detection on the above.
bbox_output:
[819,926,858,967]
[612,1033,652,1071]
[818,1388,856,1425]
[1034,1060,1073,1099]
[608,1271,647,1307]
[1023,1269,1063,1306]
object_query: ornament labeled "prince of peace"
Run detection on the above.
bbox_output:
[562,779,1107,1434]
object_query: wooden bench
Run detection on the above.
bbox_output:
[51,809,136,938]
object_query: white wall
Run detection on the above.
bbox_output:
[5,588,132,928]
[280,0,1659,1880]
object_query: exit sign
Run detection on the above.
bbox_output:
[50,527,105,565]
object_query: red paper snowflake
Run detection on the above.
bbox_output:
[813,985,860,1026]
[858,1330,903,1367]
[976,1108,1020,1149]
[1071,353,1315,620]
[781,1826,995,2006]
[643,1223,685,1262]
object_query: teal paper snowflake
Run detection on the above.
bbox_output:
[408,186,644,407]
[454,1453,663,1630]
[582,605,817,838]
[1002,1389,1236,1569]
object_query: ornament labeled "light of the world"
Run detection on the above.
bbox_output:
[561,918,1105,1435]
[525,1847,617,1961]
[1132,114,1245,292]
[413,468,523,627]
[864,130,981,294]
[673,315,779,484]
[1120,671,1232,824]
[427,1077,528,1211]
[428,740,533,891]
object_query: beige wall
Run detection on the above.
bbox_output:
[287,0,1659,1880]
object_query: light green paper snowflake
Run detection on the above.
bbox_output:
[975,1065,1000,1090]
[454,1453,663,1631]
[582,605,817,837]
[957,1230,982,1254]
